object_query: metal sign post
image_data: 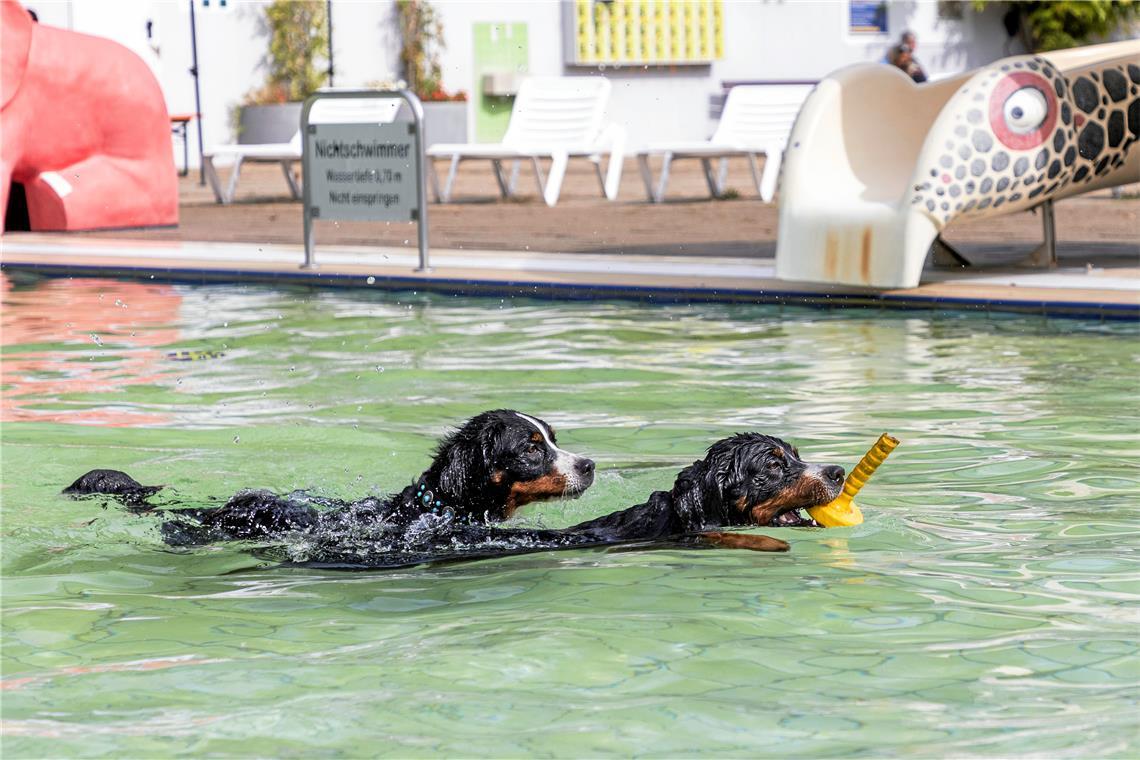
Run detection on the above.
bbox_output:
[301,89,430,272]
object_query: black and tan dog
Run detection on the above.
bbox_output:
[64,409,595,544]
[289,432,846,567]
[65,426,843,567]
[567,432,844,547]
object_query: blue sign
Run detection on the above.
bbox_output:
[849,1,888,33]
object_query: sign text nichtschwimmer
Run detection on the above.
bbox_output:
[313,140,411,160]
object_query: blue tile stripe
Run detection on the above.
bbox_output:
[2,260,1136,321]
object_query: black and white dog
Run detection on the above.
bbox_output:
[66,420,847,568]
[265,433,848,567]
[64,410,595,545]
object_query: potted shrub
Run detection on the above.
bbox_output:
[237,0,329,144]
[397,0,468,146]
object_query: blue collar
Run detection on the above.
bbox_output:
[414,480,455,519]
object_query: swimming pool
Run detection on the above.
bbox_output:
[2,273,1137,757]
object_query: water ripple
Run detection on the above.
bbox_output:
[2,276,1137,757]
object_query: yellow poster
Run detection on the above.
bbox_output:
[573,0,723,65]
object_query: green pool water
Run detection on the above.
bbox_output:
[2,274,1137,757]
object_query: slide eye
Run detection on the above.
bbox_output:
[988,71,1057,150]
[1003,87,1047,134]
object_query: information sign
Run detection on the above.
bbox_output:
[301,89,429,270]
[849,1,888,34]
[306,122,418,222]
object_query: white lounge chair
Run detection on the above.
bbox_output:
[427,77,625,207]
[637,84,813,203]
[203,97,402,204]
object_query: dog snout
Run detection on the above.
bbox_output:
[573,457,596,490]
[822,465,845,485]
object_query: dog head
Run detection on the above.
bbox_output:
[670,433,844,528]
[62,468,163,509]
[424,409,595,521]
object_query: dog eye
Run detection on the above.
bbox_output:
[525,442,542,455]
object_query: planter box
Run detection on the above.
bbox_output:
[239,102,302,144]
[422,101,468,148]
[237,100,467,148]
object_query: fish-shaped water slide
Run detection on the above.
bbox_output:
[776,39,1139,289]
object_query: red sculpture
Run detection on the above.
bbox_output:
[1,0,178,231]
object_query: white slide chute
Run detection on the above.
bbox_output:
[776,40,1140,289]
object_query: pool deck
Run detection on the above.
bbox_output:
[4,233,1137,319]
[2,161,1137,319]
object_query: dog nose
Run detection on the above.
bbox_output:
[823,465,845,484]
[576,458,595,475]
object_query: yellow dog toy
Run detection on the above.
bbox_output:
[807,433,899,527]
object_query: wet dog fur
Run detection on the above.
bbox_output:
[63,409,594,545]
[289,433,847,567]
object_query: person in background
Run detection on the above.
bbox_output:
[882,30,913,63]
[890,43,927,83]
[883,30,927,81]
[899,30,927,82]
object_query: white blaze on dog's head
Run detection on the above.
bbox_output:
[514,412,593,494]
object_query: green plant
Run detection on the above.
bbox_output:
[972,1,1140,51]
[397,0,465,101]
[245,0,329,105]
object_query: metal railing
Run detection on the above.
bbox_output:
[300,88,430,272]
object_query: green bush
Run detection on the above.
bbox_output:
[397,0,465,101]
[973,1,1140,52]
[246,0,329,104]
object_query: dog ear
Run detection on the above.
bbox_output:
[433,431,475,497]
[436,417,506,498]
[671,459,713,525]
[478,419,505,472]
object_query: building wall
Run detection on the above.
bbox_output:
[22,0,1025,167]
[431,0,1023,144]
[24,0,399,169]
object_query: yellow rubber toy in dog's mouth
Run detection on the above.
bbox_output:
[808,433,899,527]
